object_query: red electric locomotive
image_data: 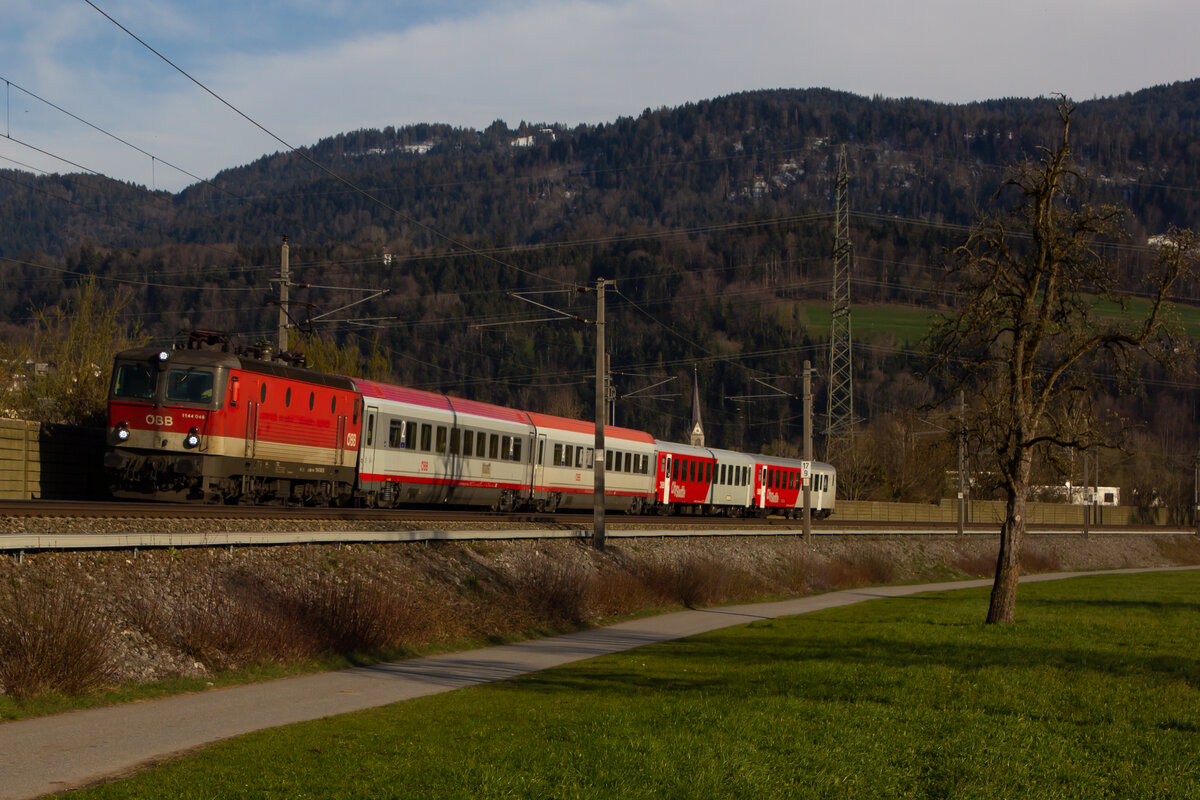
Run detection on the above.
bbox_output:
[105,337,362,504]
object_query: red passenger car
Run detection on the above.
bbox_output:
[653,441,716,511]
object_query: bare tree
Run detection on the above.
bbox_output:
[927,98,1198,624]
[0,278,147,427]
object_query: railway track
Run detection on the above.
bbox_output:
[0,498,1186,537]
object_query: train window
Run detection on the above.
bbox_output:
[575,447,585,469]
[365,413,375,447]
[489,434,500,460]
[285,387,292,407]
[436,426,448,454]
[353,399,360,425]
[475,432,487,458]
[672,459,680,480]
[606,450,613,470]
[406,421,417,450]
[388,419,405,448]
[308,392,315,411]
[331,396,336,414]
[451,428,461,454]
[513,438,523,463]
[585,447,593,468]
[420,424,432,452]
[537,439,544,465]
[553,443,563,466]
[112,363,156,400]
[502,435,512,460]
[620,452,629,473]
[166,369,215,404]
[261,384,267,404]
[642,455,649,474]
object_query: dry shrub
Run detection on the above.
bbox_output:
[950,551,996,578]
[770,550,821,593]
[129,564,437,671]
[816,551,898,590]
[638,555,730,608]
[0,576,116,698]
[675,555,731,607]
[505,557,593,628]
[1020,548,1061,574]
[293,573,428,653]
[128,569,308,671]
[1155,536,1200,564]
[589,568,661,617]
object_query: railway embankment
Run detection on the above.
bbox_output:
[1,531,1198,705]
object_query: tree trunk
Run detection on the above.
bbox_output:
[987,453,1031,624]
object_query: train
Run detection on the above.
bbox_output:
[103,335,836,518]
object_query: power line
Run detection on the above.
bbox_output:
[83,0,571,290]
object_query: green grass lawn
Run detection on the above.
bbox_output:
[74,571,1199,799]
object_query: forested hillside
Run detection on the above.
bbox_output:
[4,82,1200,501]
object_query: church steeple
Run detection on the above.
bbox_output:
[689,366,705,447]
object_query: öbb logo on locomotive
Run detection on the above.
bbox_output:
[104,341,835,517]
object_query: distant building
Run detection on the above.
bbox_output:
[1033,484,1120,506]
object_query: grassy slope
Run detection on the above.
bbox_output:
[798,299,1200,345]
[74,571,1199,799]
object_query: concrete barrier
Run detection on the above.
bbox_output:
[0,418,107,500]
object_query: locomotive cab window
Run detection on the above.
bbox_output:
[166,368,215,405]
[112,362,156,400]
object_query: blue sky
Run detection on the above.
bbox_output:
[4,0,1200,192]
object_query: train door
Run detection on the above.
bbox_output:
[533,433,548,494]
[360,405,378,479]
[757,465,768,509]
[660,453,673,504]
[526,433,540,499]
[244,386,260,459]
[334,413,346,467]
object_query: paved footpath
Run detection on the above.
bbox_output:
[1,568,1193,799]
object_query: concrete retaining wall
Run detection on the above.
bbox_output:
[0,419,107,500]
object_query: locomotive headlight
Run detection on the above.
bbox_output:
[158,350,170,362]
[183,426,201,449]
[116,421,130,441]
